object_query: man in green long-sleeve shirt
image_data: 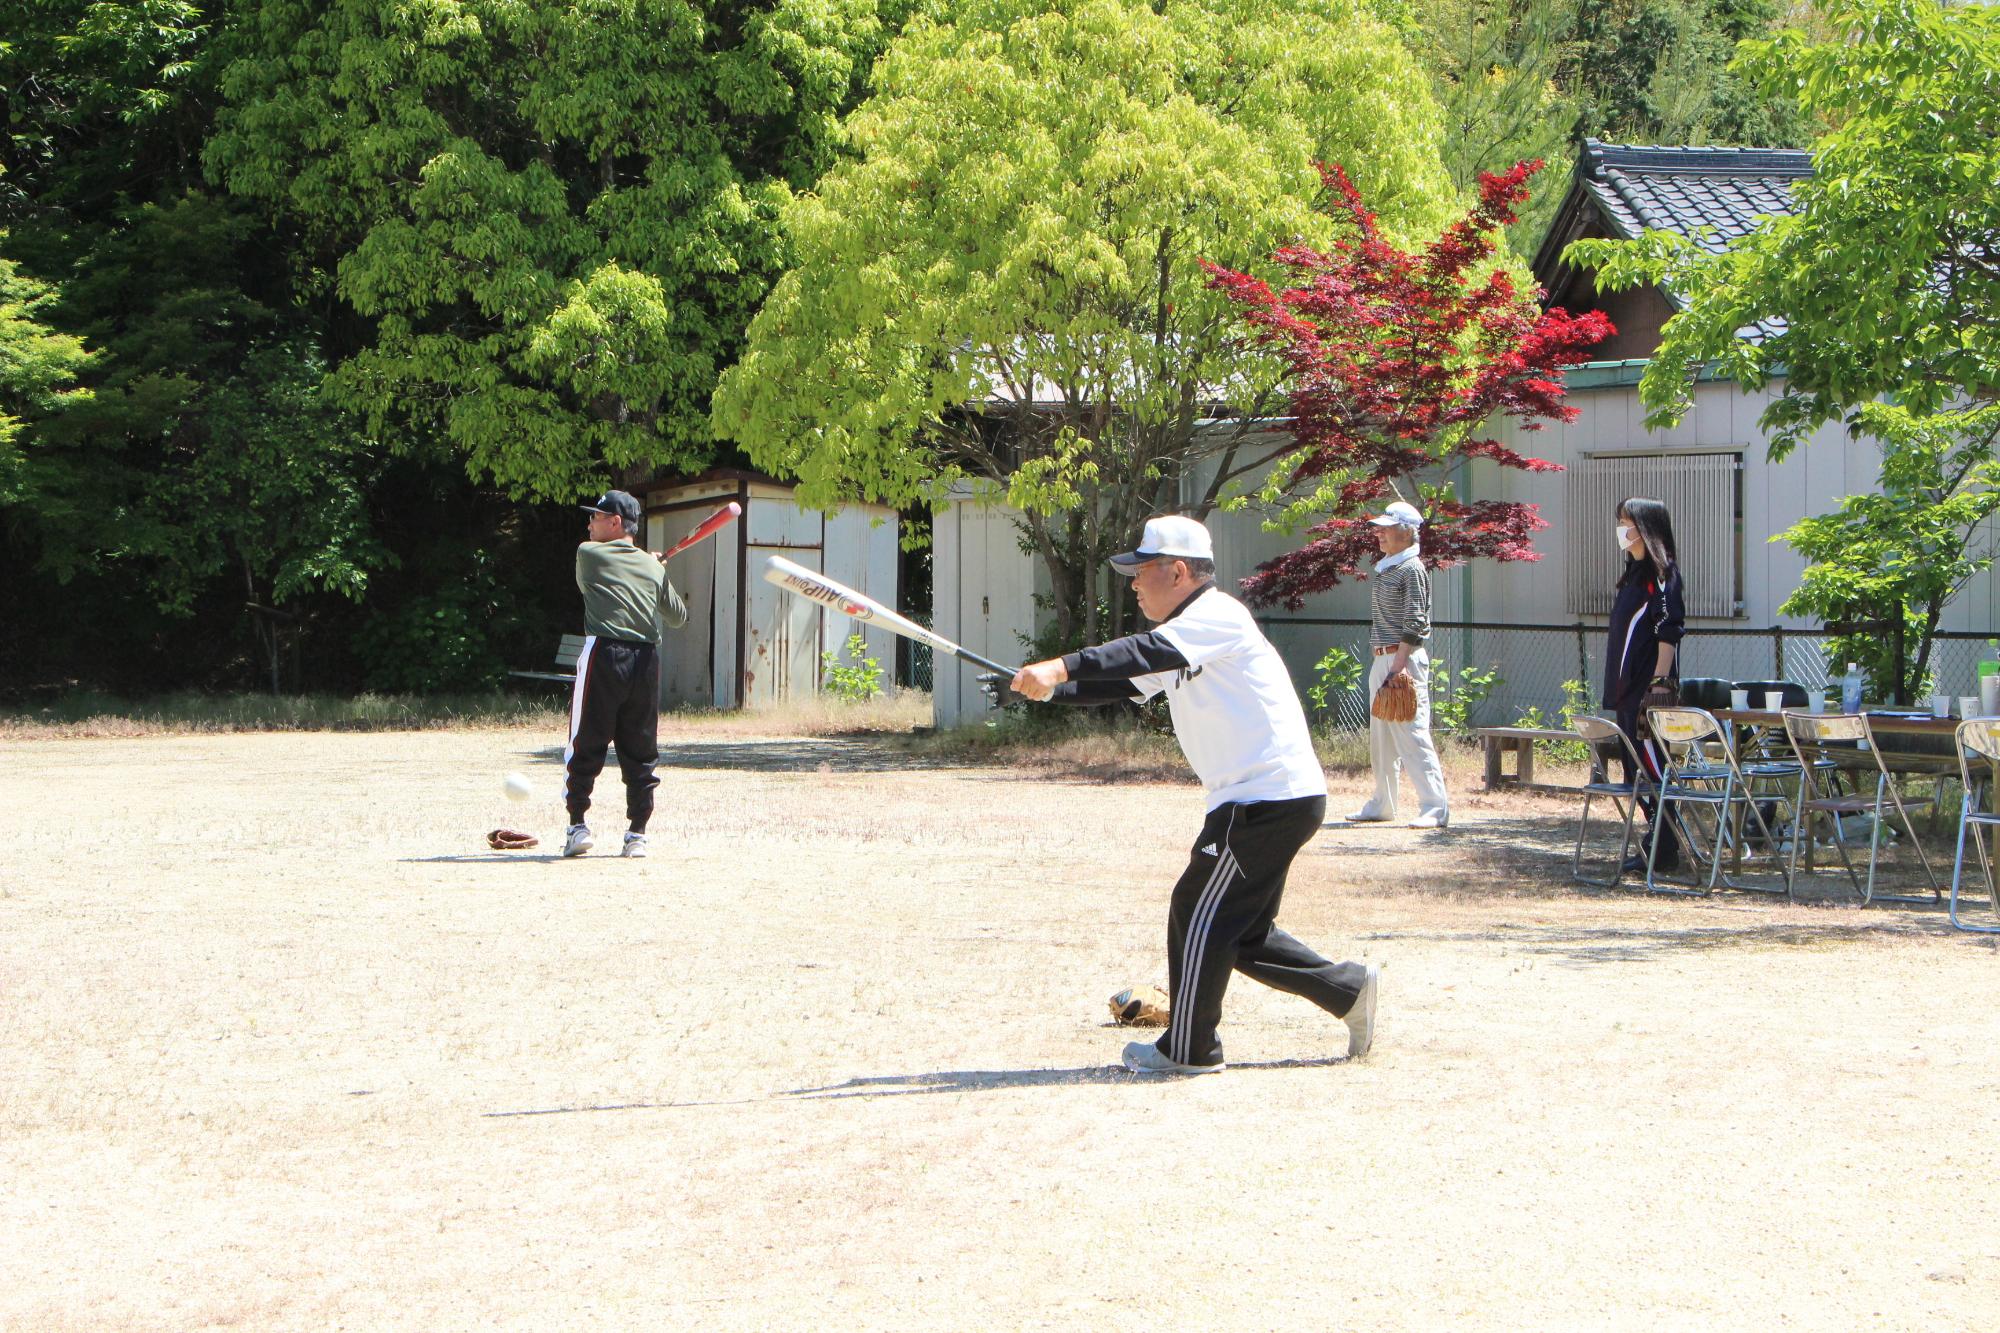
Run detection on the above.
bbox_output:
[563,490,688,859]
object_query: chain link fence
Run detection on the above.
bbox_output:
[1260,618,2000,733]
[896,625,934,692]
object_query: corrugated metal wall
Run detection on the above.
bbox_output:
[1564,452,1740,618]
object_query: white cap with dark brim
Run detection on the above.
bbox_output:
[1109,515,1215,574]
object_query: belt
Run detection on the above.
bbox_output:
[1373,645,1403,656]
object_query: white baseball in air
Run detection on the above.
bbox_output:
[502,772,535,802]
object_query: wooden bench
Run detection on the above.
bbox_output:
[508,633,586,686]
[1475,726,1577,792]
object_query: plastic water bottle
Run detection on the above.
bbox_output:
[1841,662,1863,714]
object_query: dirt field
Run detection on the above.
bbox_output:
[3,722,1997,1330]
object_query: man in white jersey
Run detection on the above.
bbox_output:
[1009,515,1380,1075]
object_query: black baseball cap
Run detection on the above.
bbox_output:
[580,490,642,526]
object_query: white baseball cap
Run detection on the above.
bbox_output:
[1368,500,1425,529]
[1109,515,1214,573]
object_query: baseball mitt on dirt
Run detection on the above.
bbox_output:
[487,828,539,851]
[1371,671,1418,724]
[1109,985,1171,1027]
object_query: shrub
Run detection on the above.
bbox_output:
[821,633,884,702]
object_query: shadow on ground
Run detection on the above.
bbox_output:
[1317,812,1953,913]
[1366,913,1982,965]
[400,853,567,865]
[479,1057,1355,1117]
[782,1057,1353,1099]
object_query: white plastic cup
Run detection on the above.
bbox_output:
[1983,675,2000,716]
[1809,693,1826,714]
[1960,695,1980,719]
[1933,694,1952,717]
[1730,689,1750,712]
[1763,691,1786,712]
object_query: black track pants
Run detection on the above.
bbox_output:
[1615,697,1680,859]
[1156,794,1367,1068]
[563,637,661,832]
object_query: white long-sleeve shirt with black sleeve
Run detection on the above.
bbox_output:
[1046,584,1324,810]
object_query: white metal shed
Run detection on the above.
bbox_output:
[642,470,899,709]
[930,484,1048,726]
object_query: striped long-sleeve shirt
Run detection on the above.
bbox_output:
[1369,558,1431,650]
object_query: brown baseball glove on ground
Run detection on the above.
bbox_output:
[1372,671,1418,723]
[1109,985,1171,1027]
[487,828,539,851]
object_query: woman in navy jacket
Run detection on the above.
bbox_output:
[1602,497,1686,870]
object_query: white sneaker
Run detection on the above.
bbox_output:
[562,824,594,858]
[1344,963,1380,1059]
[1121,1041,1223,1076]
[622,833,648,858]
[1407,811,1449,829]
[1346,807,1393,823]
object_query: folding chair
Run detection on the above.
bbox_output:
[1780,712,1940,906]
[1643,706,1789,895]
[1570,716,1655,888]
[1947,718,2000,933]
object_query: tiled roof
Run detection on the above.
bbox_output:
[1582,141,1811,257]
[1536,139,1813,341]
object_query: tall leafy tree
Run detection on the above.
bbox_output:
[1392,0,1582,250]
[1,3,408,689]
[712,0,1461,643]
[1204,161,1611,607]
[0,250,94,503]
[1562,0,1807,148]
[1775,412,2000,704]
[206,0,920,500]
[1375,0,1809,259]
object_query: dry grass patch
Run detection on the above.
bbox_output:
[0,686,933,742]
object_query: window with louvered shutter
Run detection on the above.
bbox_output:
[1564,453,1741,618]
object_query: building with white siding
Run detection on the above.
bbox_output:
[642,470,898,709]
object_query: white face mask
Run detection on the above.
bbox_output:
[1616,524,1636,551]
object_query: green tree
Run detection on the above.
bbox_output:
[206,0,920,500]
[1400,0,1582,250]
[1562,0,1808,149]
[1371,0,1808,257]
[2,4,408,689]
[712,0,1460,643]
[0,250,94,504]
[1775,408,2000,705]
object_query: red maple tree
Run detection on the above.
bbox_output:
[1202,160,1613,608]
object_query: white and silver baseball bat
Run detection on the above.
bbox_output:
[761,555,1020,677]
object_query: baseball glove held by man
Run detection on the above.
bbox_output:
[487,828,539,851]
[1372,671,1418,724]
[1109,985,1171,1027]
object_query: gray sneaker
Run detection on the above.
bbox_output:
[562,824,594,858]
[622,833,648,858]
[1344,962,1381,1058]
[1121,1040,1223,1076]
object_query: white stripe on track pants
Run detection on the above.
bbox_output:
[1158,794,1369,1068]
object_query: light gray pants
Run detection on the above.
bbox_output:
[1361,648,1449,820]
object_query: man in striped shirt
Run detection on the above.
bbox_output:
[1348,501,1450,829]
